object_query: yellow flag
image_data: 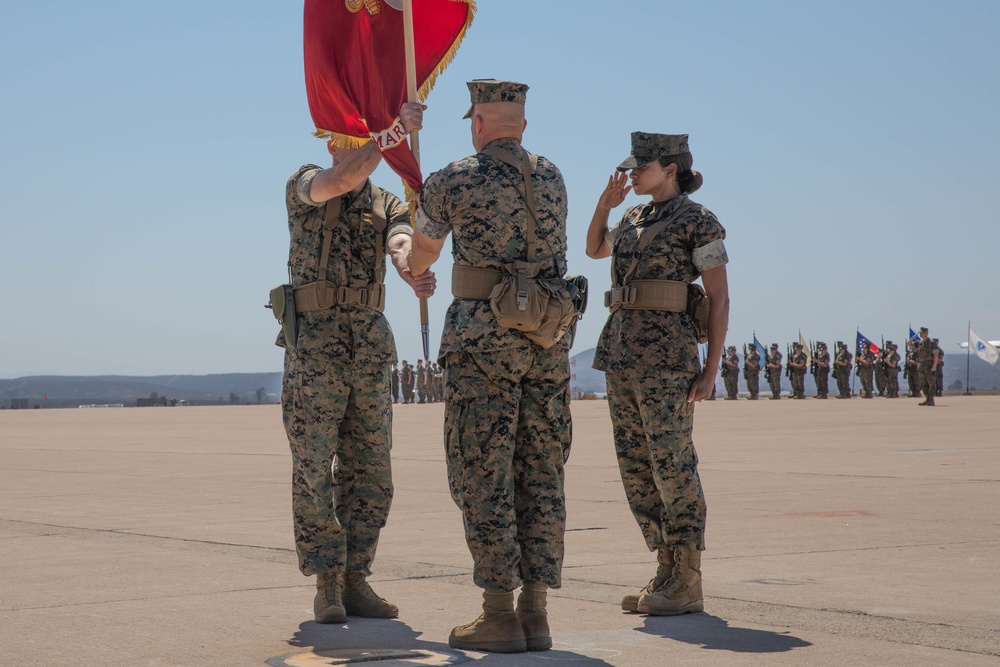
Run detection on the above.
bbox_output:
[799,332,812,364]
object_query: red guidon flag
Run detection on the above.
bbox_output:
[304,0,475,193]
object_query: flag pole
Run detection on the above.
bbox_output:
[403,0,430,362]
[966,320,971,396]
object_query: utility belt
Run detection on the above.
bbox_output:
[293,281,386,313]
[452,265,508,299]
[604,279,688,313]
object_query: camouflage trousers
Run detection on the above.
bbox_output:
[443,346,571,592]
[858,368,874,398]
[886,370,899,398]
[282,350,393,576]
[790,371,806,398]
[723,373,739,399]
[814,370,830,397]
[835,370,851,397]
[767,370,782,398]
[918,366,935,402]
[745,371,760,399]
[606,368,706,553]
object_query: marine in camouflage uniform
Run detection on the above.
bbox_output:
[788,342,808,399]
[743,345,761,399]
[812,341,831,398]
[766,344,783,399]
[916,327,939,405]
[834,342,853,397]
[399,361,414,404]
[933,339,944,396]
[390,362,400,404]
[279,102,435,624]
[410,80,571,653]
[884,341,901,398]
[587,132,729,618]
[874,345,887,397]
[721,346,740,400]
[415,359,426,403]
[857,342,875,398]
[905,342,920,397]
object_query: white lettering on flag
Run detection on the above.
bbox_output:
[370,117,407,151]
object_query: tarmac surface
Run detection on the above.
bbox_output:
[2,395,999,666]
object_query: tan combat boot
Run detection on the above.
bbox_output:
[637,547,704,616]
[449,590,527,653]
[516,582,551,651]
[313,571,346,624]
[621,547,675,612]
[342,572,399,618]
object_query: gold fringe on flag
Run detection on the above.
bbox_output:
[312,0,476,145]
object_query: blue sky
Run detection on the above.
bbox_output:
[1,0,998,377]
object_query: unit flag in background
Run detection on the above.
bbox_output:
[970,327,999,366]
[303,0,476,193]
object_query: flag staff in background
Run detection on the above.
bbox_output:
[403,0,430,361]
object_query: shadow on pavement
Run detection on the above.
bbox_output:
[637,613,812,653]
[284,620,615,665]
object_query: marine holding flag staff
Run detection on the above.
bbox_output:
[585,132,730,617]
[409,80,573,654]
[279,101,436,625]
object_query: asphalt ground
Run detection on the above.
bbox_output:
[2,395,998,666]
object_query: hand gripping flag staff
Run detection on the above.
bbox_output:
[303,0,475,361]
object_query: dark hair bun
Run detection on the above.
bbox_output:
[680,169,703,194]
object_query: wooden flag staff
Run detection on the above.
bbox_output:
[403,0,430,362]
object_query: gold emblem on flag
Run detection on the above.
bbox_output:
[345,0,384,15]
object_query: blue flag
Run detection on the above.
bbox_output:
[754,335,767,360]
[908,327,920,343]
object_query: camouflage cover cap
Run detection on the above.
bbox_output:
[617,132,690,171]
[462,79,529,118]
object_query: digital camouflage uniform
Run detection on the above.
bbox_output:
[593,189,728,554]
[415,361,426,403]
[721,350,739,400]
[280,165,411,577]
[934,341,944,396]
[917,336,937,404]
[874,348,887,397]
[813,346,831,398]
[906,345,920,396]
[744,348,761,399]
[789,347,808,399]
[766,348,783,399]
[857,346,876,398]
[416,136,572,592]
[835,347,853,397]
[390,364,400,404]
[400,363,414,404]
[885,345,901,398]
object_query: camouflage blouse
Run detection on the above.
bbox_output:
[593,194,727,374]
[416,138,569,359]
[278,164,411,366]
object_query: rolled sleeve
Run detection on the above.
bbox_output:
[296,168,323,207]
[415,205,451,240]
[693,238,729,272]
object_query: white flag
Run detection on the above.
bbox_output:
[970,327,999,366]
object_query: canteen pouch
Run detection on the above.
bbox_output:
[489,265,586,350]
[268,284,297,348]
[489,261,547,333]
[687,283,710,344]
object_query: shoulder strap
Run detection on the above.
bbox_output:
[613,198,698,286]
[316,196,344,305]
[365,183,387,281]
[481,144,539,262]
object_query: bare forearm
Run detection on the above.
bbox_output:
[387,234,411,277]
[409,230,444,276]
[586,205,612,259]
[310,141,382,202]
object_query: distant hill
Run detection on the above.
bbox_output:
[2,353,995,409]
[0,373,282,408]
